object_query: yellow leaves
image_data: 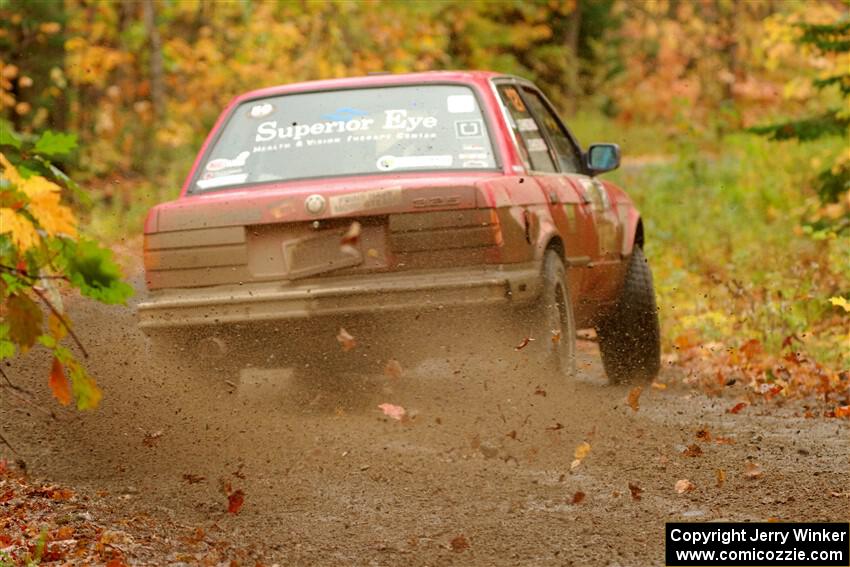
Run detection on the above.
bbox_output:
[22,176,77,238]
[0,152,22,184]
[64,37,131,88]
[0,153,77,251]
[828,297,850,312]
[0,208,40,251]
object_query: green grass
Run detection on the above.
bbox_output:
[571,113,849,367]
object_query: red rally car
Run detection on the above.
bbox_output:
[138,71,660,384]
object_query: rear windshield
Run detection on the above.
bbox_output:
[192,84,498,191]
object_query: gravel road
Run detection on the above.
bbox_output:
[3,290,848,566]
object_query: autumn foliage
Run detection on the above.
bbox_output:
[0,0,847,410]
[0,126,131,409]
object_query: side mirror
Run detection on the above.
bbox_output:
[586,143,620,176]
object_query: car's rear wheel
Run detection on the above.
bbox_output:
[518,249,576,378]
[596,247,661,384]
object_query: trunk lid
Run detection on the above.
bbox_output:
[144,174,501,289]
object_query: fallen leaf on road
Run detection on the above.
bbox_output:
[682,444,703,457]
[727,402,748,414]
[628,482,643,500]
[534,386,547,397]
[828,296,850,312]
[336,328,356,351]
[545,422,563,431]
[695,428,711,442]
[744,461,763,479]
[627,386,643,412]
[716,468,726,487]
[142,430,163,447]
[383,359,403,379]
[834,405,850,418]
[570,441,591,471]
[227,489,245,514]
[450,534,469,552]
[715,436,735,445]
[651,381,667,390]
[551,330,561,344]
[182,473,206,484]
[378,403,406,421]
[514,337,534,350]
[740,338,763,360]
[674,479,695,494]
[571,491,586,504]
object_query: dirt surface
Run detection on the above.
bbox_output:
[2,281,849,566]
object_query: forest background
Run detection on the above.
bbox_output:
[1,0,848,409]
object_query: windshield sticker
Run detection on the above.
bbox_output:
[196,173,249,189]
[330,186,403,215]
[321,107,368,121]
[526,138,548,152]
[202,167,244,179]
[376,154,453,172]
[462,160,489,168]
[455,120,484,138]
[206,151,250,172]
[249,103,274,118]
[254,109,438,148]
[447,94,476,113]
[516,118,538,132]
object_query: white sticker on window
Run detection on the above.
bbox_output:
[454,120,484,138]
[206,151,250,171]
[196,173,249,189]
[376,154,453,171]
[517,118,538,132]
[249,103,274,118]
[526,138,548,152]
[446,94,476,113]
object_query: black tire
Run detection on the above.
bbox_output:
[597,247,661,384]
[519,249,577,377]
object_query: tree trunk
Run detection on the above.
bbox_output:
[142,0,165,120]
[565,1,582,58]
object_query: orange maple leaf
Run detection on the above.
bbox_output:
[49,357,72,406]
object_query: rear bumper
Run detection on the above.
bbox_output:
[137,263,541,331]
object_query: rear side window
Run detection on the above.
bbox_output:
[521,89,583,173]
[192,84,498,192]
[496,85,556,173]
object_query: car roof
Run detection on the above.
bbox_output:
[233,71,511,103]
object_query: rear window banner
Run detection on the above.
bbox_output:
[194,85,497,191]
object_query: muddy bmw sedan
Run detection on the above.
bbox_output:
[138,71,659,385]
